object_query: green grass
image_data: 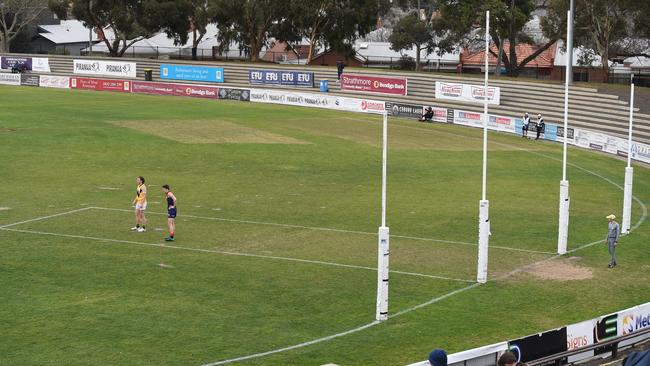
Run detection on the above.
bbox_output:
[1,85,650,365]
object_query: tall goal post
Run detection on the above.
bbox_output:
[622,81,635,234]
[376,111,390,321]
[476,10,491,284]
[558,9,573,255]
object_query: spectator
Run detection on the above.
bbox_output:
[522,113,530,138]
[336,60,345,80]
[605,214,620,268]
[498,351,517,366]
[535,114,545,140]
[420,107,434,122]
[428,349,447,366]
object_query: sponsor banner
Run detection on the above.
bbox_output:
[73,59,136,78]
[631,142,650,163]
[619,303,650,337]
[385,102,421,118]
[218,88,251,101]
[435,81,501,105]
[249,69,314,87]
[453,110,484,128]
[250,88,385,114]
[566,319,595,363]
[341,73,408,96]
[131,81,219,99]
[0,56,50,72]
[488,114,516,133]
[39,75,70,89]
[160,64,224,83]
[0,73,21,86]
[508,327,568,363]
[20,74,40,87]
[555,125,575,143]
[594,313,618,355]
[446,109,454,123]
[543,123,558,141]
[71,77,131,92]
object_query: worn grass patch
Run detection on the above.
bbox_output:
[113,119,309,144]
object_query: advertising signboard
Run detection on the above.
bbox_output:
[160,64,224,83]
[249,69,314,87]
[435,81,501,105]
[341,73,408,96]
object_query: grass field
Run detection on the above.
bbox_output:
[1,85,650,366]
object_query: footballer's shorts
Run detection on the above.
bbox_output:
[168,207,177,219]
[135,202,147,211]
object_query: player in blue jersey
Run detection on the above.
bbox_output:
[162,184,177,241]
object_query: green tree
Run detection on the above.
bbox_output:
[545,0,637,82]
[435,0,559,77]
[0,0,48,52]
[211,0,287,62]
[389,13,432,71]
[274,0,389,63]
[48,0,192,57]
[158,0,216,60]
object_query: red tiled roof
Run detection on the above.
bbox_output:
[461,41,556,69]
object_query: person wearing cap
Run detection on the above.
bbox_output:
[521,113,530,138]
[605,214,620,268]
[535,114,545,140]
[429,349,447,366]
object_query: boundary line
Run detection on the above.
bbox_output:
[0,227,474,283]
[0,207,92,229]
[91,207,555,255]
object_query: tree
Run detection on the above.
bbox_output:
[545,0,637,82]
[435,0,560,77]
[212,0,287,62]
[389,13,432,71]
[48,0,193,57]
[273,0,389,63]
[157,0,215,60]
[0,0,48,52]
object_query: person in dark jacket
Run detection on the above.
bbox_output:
[535,114,545,140]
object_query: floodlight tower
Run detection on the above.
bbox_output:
[476,11,490,284]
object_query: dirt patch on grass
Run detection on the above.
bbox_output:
[522,256,593,281]
[0,128,17,133]
[113,119,308,145]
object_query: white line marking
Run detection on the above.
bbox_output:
[90,207,552,254]
[202,321,382,366]
[0,207,92,229]
[201,282,480,366]
[0,227,473,283]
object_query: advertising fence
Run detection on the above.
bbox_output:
[131,81,219,99]
[385,102,448,123]
[73,59,137,78]
[0,73,21,86]
[0,56,50,72]
[435,81,501,105]
[39,75,70,89]
[250,88,385,114]
[160,64,224,83]
[71,77,131,92]
[20,74,40,87]
[407,301,650,366]
[249,69,314,87]
[341,73,408,96]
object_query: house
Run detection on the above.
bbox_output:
[261,41,312,64]
[551,41,610,82]
[309,49,365,67]
[354,41,460,71]
[460,41,556,79]
[31,20,100,56]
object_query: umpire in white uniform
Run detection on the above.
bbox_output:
[605,214,620,268]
